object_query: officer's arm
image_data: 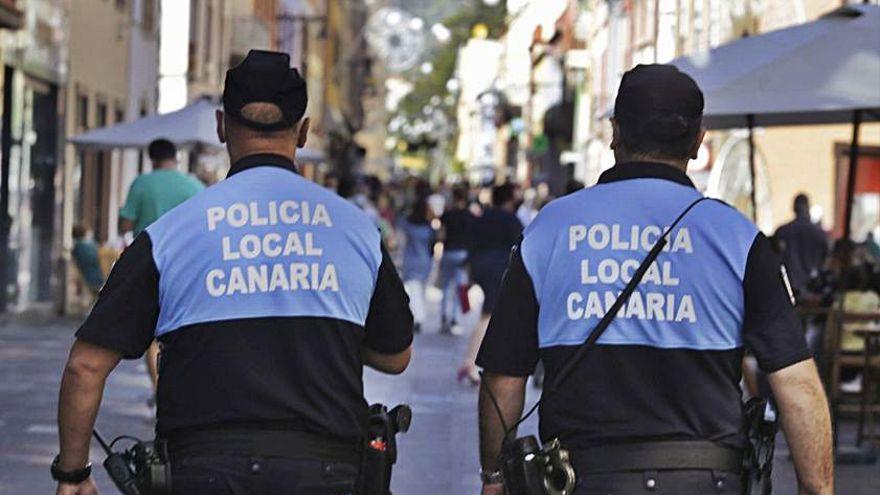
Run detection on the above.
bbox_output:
[742,233,832,495]
[475,244,539,480]
[768,360,833,495]
[60,234,159,470]
[363,244,415,374]
[479,373,526,471]
[363,345,412,375]
[57,340,122,471]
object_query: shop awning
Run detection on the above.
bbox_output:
[670,4,880,130]
[70,97,325,162]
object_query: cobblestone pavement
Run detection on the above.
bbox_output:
[1,291,878,494]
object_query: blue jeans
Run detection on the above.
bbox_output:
[438,249,468,324]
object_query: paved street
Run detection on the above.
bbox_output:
[1,288,879,494]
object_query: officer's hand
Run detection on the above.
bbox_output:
[56,478,99,495]
[481,482,504,495]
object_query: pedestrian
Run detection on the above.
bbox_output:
[774,193,829,298]
[865,231,880,262]
[438,185,476,334]
[427,180,448,219]
[119,138,204,238]
[458,183,522,385]
[476,65,832,495]
[400,195,435,332]
[516,187,539,227]
[70,225,104,296]
[118,138,205,396]
[53,50,414,495]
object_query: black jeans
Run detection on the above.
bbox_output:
[170,453,358,495]
[574,469,742,495]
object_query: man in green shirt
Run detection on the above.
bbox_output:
[119,139,204,236]
[119,139,204,396]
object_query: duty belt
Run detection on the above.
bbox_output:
[572,441,743,475]
[163,427,362,466]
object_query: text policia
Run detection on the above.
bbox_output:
[203,200,339,297]
[566,223,697,323]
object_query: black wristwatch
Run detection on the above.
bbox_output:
[51,455,92,484]
[480,468,504,484]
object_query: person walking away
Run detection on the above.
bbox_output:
[400,196,435,332]
[458,183,522,385]
[119,138,204,396]
[71,225,104,296]
[476,64,832,495]
[119,139,204,238]
[774,193,829,298]
[439,186,476,334]
[53,50,414,495]
[516,188,539,228]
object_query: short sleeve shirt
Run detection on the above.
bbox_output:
[477,162,811,450]
[119,169,205,236]
[78,154,414,441]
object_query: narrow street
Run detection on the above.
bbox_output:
[1,290,878,494]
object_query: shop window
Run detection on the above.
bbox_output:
[835,144,880,241]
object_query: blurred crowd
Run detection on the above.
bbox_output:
[772,194,880,394]
[68,146,879,393]
[325,172,585,385]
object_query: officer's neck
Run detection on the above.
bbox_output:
[228,143,296,167]
[615,152,688,172]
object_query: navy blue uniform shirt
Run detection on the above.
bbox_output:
[477,162,810,450]
[77,154,414,441]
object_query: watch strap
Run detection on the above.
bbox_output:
[480,468,504,484]
[51,455,92,484]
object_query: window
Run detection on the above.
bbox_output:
[142,0,156,32]
[115,104,125,125]
[204,2,213,79]
[96,100,107,127]
[77,93,89,131]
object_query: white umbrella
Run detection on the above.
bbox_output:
[670,4,880,235]
[673,4,880,129]
[70,98,223,150]
[69,97,325,162]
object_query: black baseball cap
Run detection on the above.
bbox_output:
[222,50,308,131]
[614,64,704,140]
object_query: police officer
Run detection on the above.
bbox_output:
[53,50,414,495]
[476,65,833,495]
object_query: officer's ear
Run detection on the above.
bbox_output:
[610,118,620,150]
[689,127,706,160]
[296,117,310,148]
[216,110,227,144]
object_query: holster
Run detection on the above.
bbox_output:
[742,398,777,495]
[356,403,411,495]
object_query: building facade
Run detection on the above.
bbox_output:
[0,0,162,314]
[572,0,880,238]
[0,0,65,313]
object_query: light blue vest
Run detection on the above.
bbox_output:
[521,178,758,351]
[146,166,382,336]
